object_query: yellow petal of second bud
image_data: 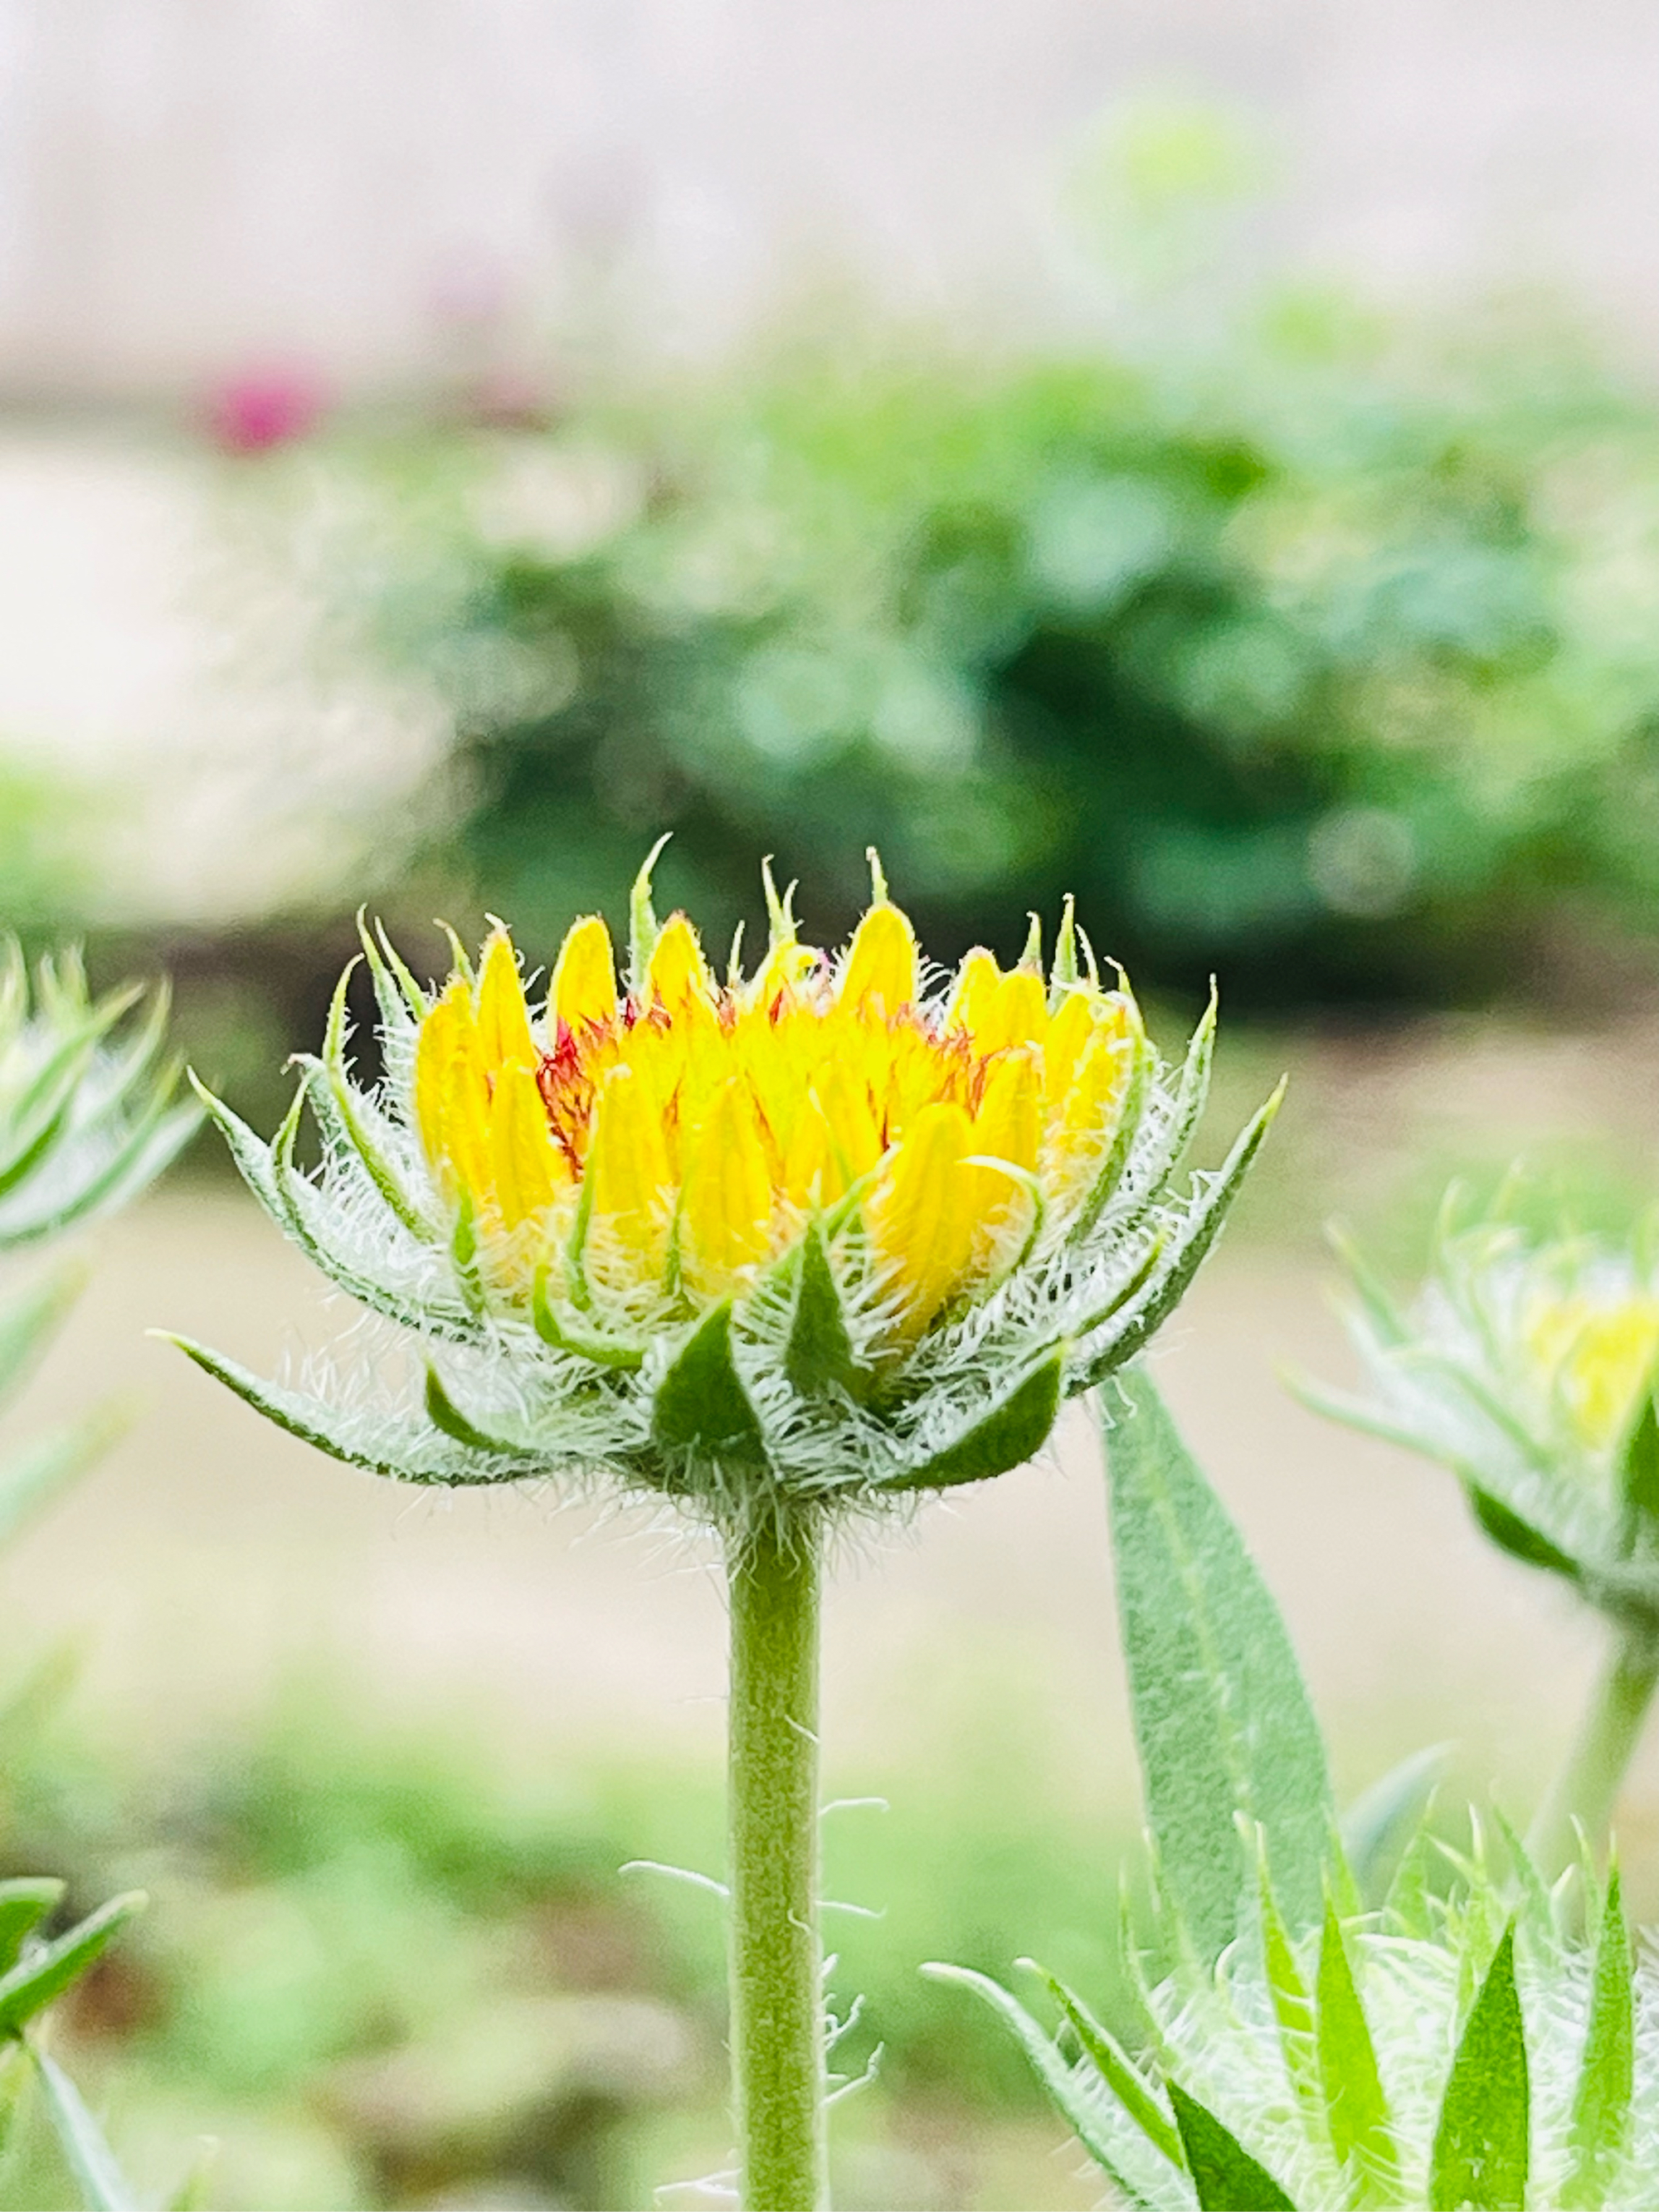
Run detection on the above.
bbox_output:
[680,1078,774,1303]
[868,1100,977,1336]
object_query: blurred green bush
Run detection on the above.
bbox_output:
[328,299,1659,1008]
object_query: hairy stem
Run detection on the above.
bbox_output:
[727,1515,827,2212]
[1528,1621,1659,1878]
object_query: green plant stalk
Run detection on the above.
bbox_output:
[727,1514,827,2212]
[1528,1621,1659,1877]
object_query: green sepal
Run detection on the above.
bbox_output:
[314,965,435,1240]
[627,832,673,999]
[883,1346,1064,1493]
[1560,1866,1633,2207]
[532,1269,644,1369]
[1253,1851,1321,2125]
[784,1220,862,1400]
[1075,1077,1284,1390]
[1467,1485,1584,1582]
[0,1881,64,1976]
[1316,1895,1400,2200]
[1022,1960,1181,2166]
[0,1891,144,2037]
[1068,1032,1153,1241]
[1165,2080,1297,2212]
[651,1303,766,1461]
[423,1369,533,1457]
[919,1965,1155,2208]
[1428,1920,1529,2212]
[356,909,427,1023]
[1048,893,1080,1000]
[32,2048,139,2212]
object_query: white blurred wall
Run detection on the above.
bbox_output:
[0,0,1657,396]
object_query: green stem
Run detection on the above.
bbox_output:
[727,1515,827,2212]
[1527,1621,1659,1878]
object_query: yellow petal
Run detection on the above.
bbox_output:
[1044,1027,1129,1217]
[489,1059,568,1228]
[839,902,918,1018]
[966,1047,1041,1271]
[980,968,1048,1057]
[680,1077,775,1303]
[415,980,493,1200]
[867,1100,975,1335]
[552,915,619,1033]
[647,913,715,1013]
[814,1057,883,1187]
[476,930,537,1073]
[945,948,1000,1038]
[1044,989,1102,1116]
[588,1064,672,1286]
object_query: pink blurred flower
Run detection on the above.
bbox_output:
[205,366,328,454]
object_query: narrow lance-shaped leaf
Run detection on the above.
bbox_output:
[1166,2080,1297,2212]
[1560,1867,1633,2209]
[0,1880,64,1976]
[919,1965,1154,2209]
[1429,1921,1529,2212]
[1254,1854,1321,2124]
[1340,1744,1450,1911]
[1316,1896,1401,2202]
[32,2048,139,2212]
[1102,1370,1333,1961]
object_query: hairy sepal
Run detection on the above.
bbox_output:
[883,1345,1064,1493]
[650,1302,766,1466]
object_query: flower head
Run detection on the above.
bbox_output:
[0,943,197,1249]
[177,848,1279,1537]
[1311,1209,1659,1625]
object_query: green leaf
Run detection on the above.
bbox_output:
[919,1965,1154,2207]
[1166,2080,1297,2211]
[1102,1371,1333,1962]
[1022,1961,1181,2166]
[651,1302,766,1461]
[0,1264,84,1410]
[1429,1921,1529,2212]
[1340,1745,1449,1910]
[422,1369,532,1457]
[784,1221,860,1400]
[0,1892,144,2037]
[1561,1868,1633,2208]
[885,1348,1065,1493]
[1618,1397,1659,1557]
[532,1271,644,1369]
[0,1881,63,1976]
[0,1403,129,1547]
[32,2049,138,2212]
[1316,1898,1400,2200]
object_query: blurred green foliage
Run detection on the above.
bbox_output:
[317,293,1659,1008]
[0,1685,1123,2210]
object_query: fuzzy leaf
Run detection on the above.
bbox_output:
[33,2049,139,2212]
[1025,1962,1181,2166]
[886,1348,1064,1494]
[0,1892,144,2037]
[0,1881,63,1976]
[1166,2080,1297,2211]
[1316,1898,1399,2200]
[784,1220,860,1400]
[1340,1745,1450,1910]
[1429,1922,1529,2212]
[423,1369,535,1458]
[1561,1869,1633,2208]
[532,1271,645,1369]
[920,1965,1153,2207]
[651,1303,765,1461]
[1102,1372,1333,1962]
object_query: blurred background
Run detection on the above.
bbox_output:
[6,2,1659,2204]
